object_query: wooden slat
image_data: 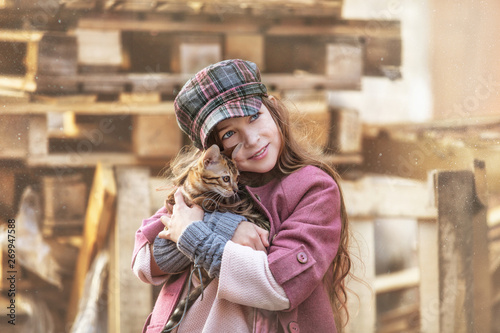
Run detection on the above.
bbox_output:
[434,169,491,333]
[340,176,437,220]
[66,163,116,325]
[225,33,265,70]
[0,115,29,158]
[41,173,87,237]
[362,124,500,195]
[32,71,360,95]
[26,152,142,167]
[374,267,420,294]
[418,219,439,333]
[109,167,152,333]
[471,160,491,333]
[132,114,183,159]
[28,115,48,157]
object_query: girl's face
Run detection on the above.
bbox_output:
[215,99,281,174]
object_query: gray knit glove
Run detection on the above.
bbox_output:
[153,211,244,277]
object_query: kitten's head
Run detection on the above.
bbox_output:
[196,144,240,198]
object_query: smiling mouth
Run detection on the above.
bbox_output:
[250,144,269,159]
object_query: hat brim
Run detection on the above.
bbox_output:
[199,95,263,149]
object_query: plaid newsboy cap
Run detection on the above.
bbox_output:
[174,59,268,149]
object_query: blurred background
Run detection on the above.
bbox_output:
[0,0,498,332]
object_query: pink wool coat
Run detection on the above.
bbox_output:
[132,165,342,333]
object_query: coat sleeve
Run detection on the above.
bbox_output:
[267,168,342,311]
[131,206,169,269]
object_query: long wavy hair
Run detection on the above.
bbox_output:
[206,96,352,327]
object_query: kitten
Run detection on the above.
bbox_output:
[162,144,269,332]
[164,144,269,230]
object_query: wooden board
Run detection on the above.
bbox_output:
[434,169,491,333]
[132,114,183,159]
[41,173,88,237]
[170,34,222,74]
[340,175,436,220]
[109,167,152,333]
[66,163,116,325]
[225,34,264,70]
[418,219,439,333]
[0,115,29,158]
[363,120,500,195]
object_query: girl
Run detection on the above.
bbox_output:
[132,59,351,332]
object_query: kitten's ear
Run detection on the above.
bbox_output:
[222,143,243,160]
[231,143,243,160]
[203,144,221,167]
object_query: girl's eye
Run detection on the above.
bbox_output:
[222,176,230,182]
[250,113,260,122]
[222,130,234,140]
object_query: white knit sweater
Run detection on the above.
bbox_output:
[133,241,289,332]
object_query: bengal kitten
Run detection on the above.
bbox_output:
[162,144,269,332]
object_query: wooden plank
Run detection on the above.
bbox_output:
[345,219,376,333]
[326,39,363,89]
[328,108,361,154]
[374,267,420,294]
[132,114,183,159]
[471,160,491,333]
[26,152,166,167]
[0,30,44,42]
[41,173,87,237]
[225,34,264,70]
[66,163,116,326]
[170,34,222,74]
[28,115,48,157]
[37,33,78,75]
[263,73,361,91]
[340,176,437,220]
[119,92,161,104]
[0,115,29,158]
[0,167,16,220]
[434,169,491,333]
[362,129,500,195]
[418,219,439,333]
[75,29,122,67]
[110,167,152,333]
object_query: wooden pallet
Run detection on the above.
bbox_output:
[0,30,43,99]
[0,95,363,166]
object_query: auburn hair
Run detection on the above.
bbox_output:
[207,96,352,327]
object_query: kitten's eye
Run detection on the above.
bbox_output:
[222,130,234,140]
[222,176,230,182]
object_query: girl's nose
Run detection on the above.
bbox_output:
[242,128,259,147]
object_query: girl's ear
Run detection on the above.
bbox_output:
[268,95,277,104]
[203,144,221,167]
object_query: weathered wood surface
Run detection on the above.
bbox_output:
[109,167,152,333]
[433,167,491,333]
[418,219,439,333]
[66,163,116,326]
[363,118,500,195]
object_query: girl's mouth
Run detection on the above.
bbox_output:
[250,144,269,160]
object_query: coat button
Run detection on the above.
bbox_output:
[288,321,300,332]
[297,252,308,264]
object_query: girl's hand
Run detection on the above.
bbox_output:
[158,188,204,243]
[231,221,270,252]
